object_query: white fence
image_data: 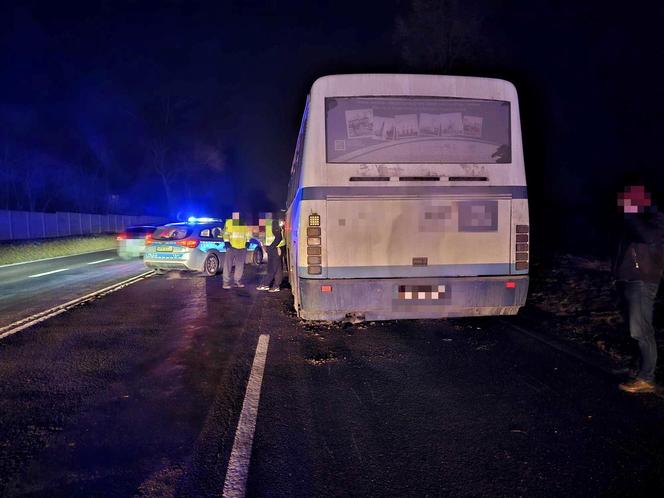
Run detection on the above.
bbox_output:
[0,209,168,241]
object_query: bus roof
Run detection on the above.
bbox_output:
[311,74,518,102]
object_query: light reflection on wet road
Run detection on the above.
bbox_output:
[0,266,663,497]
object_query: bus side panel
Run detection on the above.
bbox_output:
[286,199,301,312]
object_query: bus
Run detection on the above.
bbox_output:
[285,74,529,321]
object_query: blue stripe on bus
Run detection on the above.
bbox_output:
[297,263,512,278]
[300,185,527,200]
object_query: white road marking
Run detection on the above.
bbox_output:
[0,249,115,268]
[222,334,270,498]
[0,271,154,340]
[27,268,69,278]
[86,258,115,265]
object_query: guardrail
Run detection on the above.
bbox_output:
[0,209,167,241]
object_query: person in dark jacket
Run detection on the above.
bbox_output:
[257,218,284,292]
[613,184,664,393]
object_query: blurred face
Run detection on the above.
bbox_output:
[617,185,652,213]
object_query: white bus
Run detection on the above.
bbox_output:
[285,74,529,321]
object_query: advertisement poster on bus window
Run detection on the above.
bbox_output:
[325,96,511,164]
[345,109,374,138]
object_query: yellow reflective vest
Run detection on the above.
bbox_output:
[266,219,286,248]
[223,219,250,249]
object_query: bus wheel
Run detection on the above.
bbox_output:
[202,254,220,276]
[252,246,264,265]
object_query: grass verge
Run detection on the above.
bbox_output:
[0,234,117,265]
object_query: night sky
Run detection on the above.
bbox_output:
[1,0,663,254]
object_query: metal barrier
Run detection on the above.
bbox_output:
[0,209,167,241]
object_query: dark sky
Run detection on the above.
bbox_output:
[1,0,663,253]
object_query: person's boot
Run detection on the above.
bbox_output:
[619,378,656,393]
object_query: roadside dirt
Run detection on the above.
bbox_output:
[526,254,664,376]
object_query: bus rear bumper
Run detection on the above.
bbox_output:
[298,275,529,321]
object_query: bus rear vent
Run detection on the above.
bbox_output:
[399,176,440,181]
[349,176,390,182]
[449,176,488,182]
[412,257,428,266]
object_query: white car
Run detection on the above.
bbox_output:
[116,225,156,259]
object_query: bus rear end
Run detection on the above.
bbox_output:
[289,74,529,321]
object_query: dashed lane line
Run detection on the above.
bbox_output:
[27,268,70,278]
[86,258,116,265]
[222,334,270,498]
[0,270,155,341]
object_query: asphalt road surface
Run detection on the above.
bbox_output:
[0,250,147,328]
[1,266,663,497]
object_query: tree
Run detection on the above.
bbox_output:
[394,0,488,73]
[144,95,195,216]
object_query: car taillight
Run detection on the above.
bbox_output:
[116,233,127,241]
[515,224,529,271]
[307,213,322,275]
[144,234,153,245]
[176,239,200,248]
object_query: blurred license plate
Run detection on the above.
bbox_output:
[156,246,173,252]
[398,284,446,300]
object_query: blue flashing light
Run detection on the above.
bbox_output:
[187,216,219,224]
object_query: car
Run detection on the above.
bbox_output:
[116,225,156,259]
[143,219,264,276]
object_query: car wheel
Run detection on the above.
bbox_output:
[203,254,220,276]
[252,246,264,265]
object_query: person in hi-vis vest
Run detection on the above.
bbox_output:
[257,216,285,292]
[222,212,250,289]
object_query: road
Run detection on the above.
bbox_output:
[0,250,147,329]
[1,266,663,497]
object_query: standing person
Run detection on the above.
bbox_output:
[614,184,664,393]
[257,217,285,292]
[222,212,250,289]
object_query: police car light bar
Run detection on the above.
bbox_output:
[188,216,219,223]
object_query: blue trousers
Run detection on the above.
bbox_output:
[619,281,659,382]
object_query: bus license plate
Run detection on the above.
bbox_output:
[156,246,173,252]
[398,285,446,300]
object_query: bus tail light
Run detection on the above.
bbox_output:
[307,213,322,275]
[321,285,333,293]
[177,239,200,249]
[515,224,529,271]
[505,281,516,289]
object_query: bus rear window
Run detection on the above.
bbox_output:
[325,96,511,164]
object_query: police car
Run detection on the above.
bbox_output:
[143,218,264,276]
